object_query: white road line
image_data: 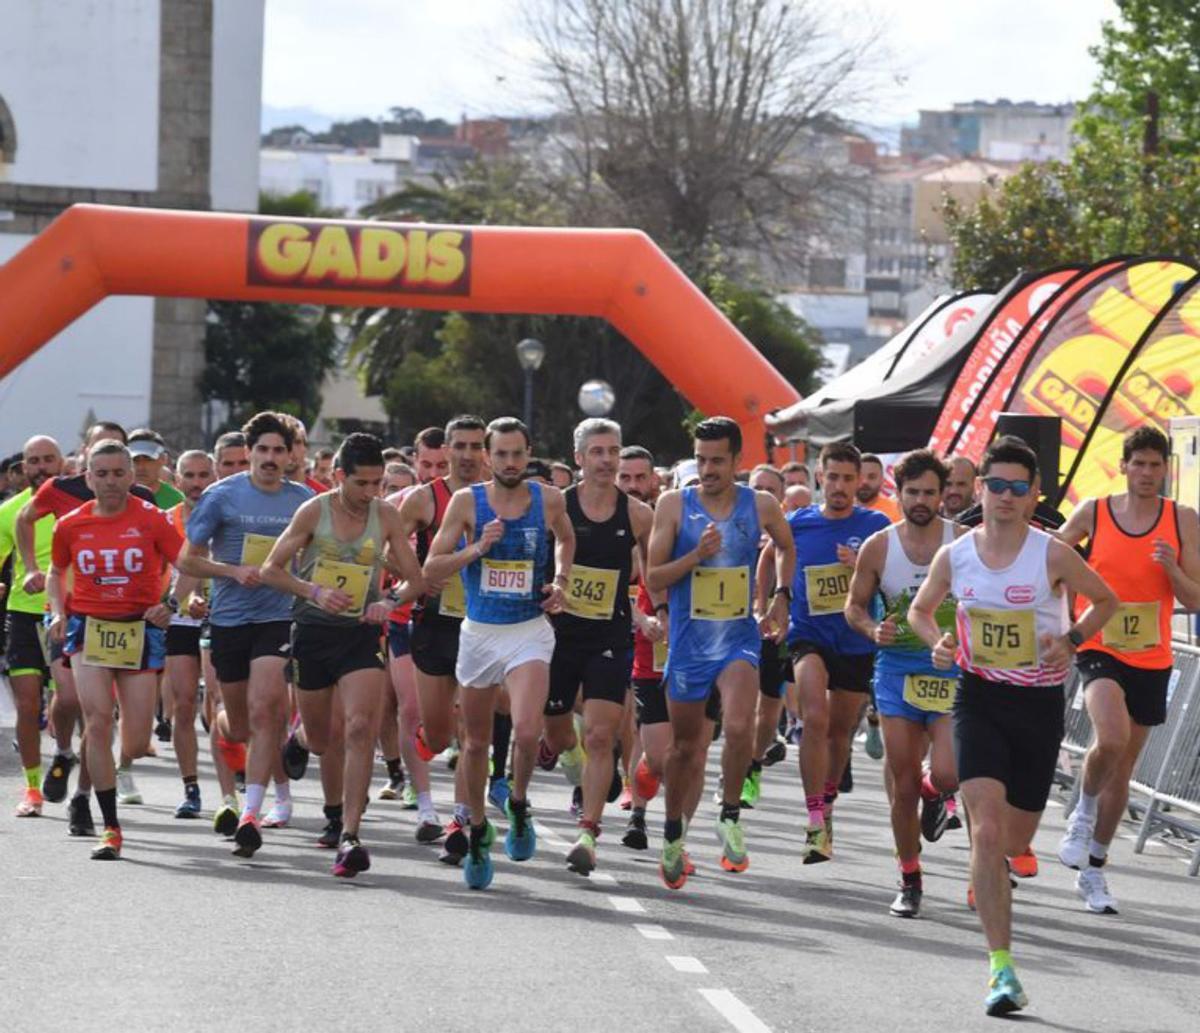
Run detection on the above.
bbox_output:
[665,955,707,973]
[633,922,674,940]
[590,871,617,884]
[699,989,772,1033]
[608,895,646,913]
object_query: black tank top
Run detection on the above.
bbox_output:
[552,485,633,648]
[414,478,454,622]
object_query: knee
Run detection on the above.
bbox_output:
[511,717,542,751]
[583,723,615,756]
[889,767,921,806]
[344,713,373,745]
[1090,731,1128,765]
[971,817,1002,855]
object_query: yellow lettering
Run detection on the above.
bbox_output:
[257,223,312,278]
[304,226,358,283]
[425,230,466,287]
[357,228,406,284]
[407,229,428,282]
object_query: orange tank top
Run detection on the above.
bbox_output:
[1076,497,1177,669]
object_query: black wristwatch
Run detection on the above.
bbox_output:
[654,602,669,615]
[1066,627,1084,648]
[165,596,180,614]
[772,587,793,602]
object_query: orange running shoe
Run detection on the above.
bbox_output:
[15,786,44,817]
[91,826,122,860]
[1010,847,1039,879]
[414,725,437,763]
[216,733,247,774]
[633,758,661,802]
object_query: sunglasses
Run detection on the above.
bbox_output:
[983,476,1032,498]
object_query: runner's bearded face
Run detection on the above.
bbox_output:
[576,433,620,488]
[415,444,450,485]
[617,457,654,501]
[489,431,529,489]
[86,452,133,511]
[899,469,942,527]
[178,456,215,503]
[337,464,384,508]
[822,460,859,515]
[216,445,249,480]
[250,433,288,489]
[1121,448,1167,499]
[695,438,737,496]
[286,433,307,478]
[857,462,883,504]
[448,430,486,484]
[21,438,62,490]
[978,462,1036,525]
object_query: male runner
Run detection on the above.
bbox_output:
[311,448,335,489]
[909,435,1117,1016]
[781,462,810,489]
[213,431,250,479]
[424,417,574,889]
[262,433,422,876]
[177,411,313,858]
[46,440,183,859]
[128,429,185,509]
[646,417,794,888]
[942,457,978,520]
[1055,426,1200,913]
[845,449,961,916]
[543,418,653,875]
[858,453,901,523]
[784,443,889,864]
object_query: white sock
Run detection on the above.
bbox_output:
[274,782,291,804]
[243,783,266,818]
[1075,791,1098,822]
[1089,839,1109,863]
[417,791,433,812]
[454,802,469,823]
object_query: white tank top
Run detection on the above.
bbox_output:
[880,520,956,601]
[949,527,1067,686]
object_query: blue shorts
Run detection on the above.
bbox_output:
[664,645,760,704]
[64,615,167,673]
[874,664,955,726]
[387,620,411,659]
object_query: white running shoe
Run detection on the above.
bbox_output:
[116,768,143,805]
[1076,866,1118,914]
[1057,809,1094,870]
[262,799,293,828]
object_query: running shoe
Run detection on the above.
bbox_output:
[505,799,537,861]
[566,830,597,876]
[378,771,404,800]
[1057,808,1094,870]
[683,850,696,876]
[536,737,559,771]
[91,826,122,861]
[1010,847,1038,879]
[68,794,95,837]
[317,816,343,849]
[282,731,309,781]
[716,817,749,872]
[232,814,263,858]
[488,777,511,814]
[155,717,173,743]
[560,739,586,787]
[889,881,923,918]
[740,769,761,809]
[116,769,142,805]
[414,725,437,763]
[839,757,853,793]
[633,758,661,802]
[825,809,835,851]
[416,809,444,843]
[660,837,688,890]
[1076,867,1118,914]
[444,743,460,770]
[607,757,624,803]
[174,783,202,819]
[400,782,419,810]
[15,786,43,817]
[332,836,371,878]
[985,966,1027,1017]
[42,752,75,803]
[945,795,962,830]
[786,722,803,745]
[622,812,648,851]
[864,710,884,760]
[618,783,633,810]
[801,823,831,865]
[439,816,468,865]
[569,785,583,818]
[762,738,788,767]
[464,821,496,890]
[262,799,292,828]
[920,792,949,843]
[213,796,239,837]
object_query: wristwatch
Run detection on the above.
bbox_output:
[1066,627,1084,648]
[772,587,793,602]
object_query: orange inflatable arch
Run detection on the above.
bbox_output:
[0,205,798,465]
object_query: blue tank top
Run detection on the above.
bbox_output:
[787,504,890,655]
[463,481,551,625]
[664,485,761,667]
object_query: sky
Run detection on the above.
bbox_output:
[260,0,1120,134]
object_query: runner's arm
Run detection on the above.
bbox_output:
[845,531,886,641]
[907,546,953,649]
[1050,539,1119,643]
[759,492,796,635]
[645,491,696,593]
[423,490,479,582]
[1160,504,1200,610]
[545,487,575,586]
[380,503,424,605]
[1054,497,1096,549]
[176,539,243,581]
[396,482,434,537]
[628,497,663,607]
[15,499,43,589]
[259,500,324,601]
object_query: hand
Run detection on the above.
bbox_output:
[1152,537,1179,572]
[477,518,504,555]
[312,584,354,615]
[696,522,722,560]
[873,616,898,646]
[233,565,264,588]
[835,544,858,566]
[932,632,957,670]
[144,603,172,630]
[1040,632,1074,669]
[423,571,448,596]
[23,570,46,595]
[641,614,665,643]
[186,594,209,620]
[541,582,566,614]
[48,614,66,644]
[361,601,391,625]
[759,594,789,644]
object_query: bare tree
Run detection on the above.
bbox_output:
[526,0,880,280]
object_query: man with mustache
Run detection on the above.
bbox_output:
[845,449,963,917]
[942,457,979,519]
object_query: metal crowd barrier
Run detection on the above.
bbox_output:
[1057,642,1200,875]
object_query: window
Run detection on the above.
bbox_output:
[355,179,387,202]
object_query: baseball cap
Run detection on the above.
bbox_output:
[128,440,166,459]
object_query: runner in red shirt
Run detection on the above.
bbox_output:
[46,440,183,861]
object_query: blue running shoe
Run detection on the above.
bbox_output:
[174,782,202,819]
[505,798,537,861]
[488,777,511,814]
[985,966,1028,1017]
[464,821,496,890]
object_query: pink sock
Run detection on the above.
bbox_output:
[899,855,921,876]
[920,773,939,801]
[805,794,825,826]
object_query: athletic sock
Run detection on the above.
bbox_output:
[274,782,291,804]
[631,805,646,822]
[490,713,512,782]
[454,802,470,824]
[23,765,41,790]
[805,794,825,827]
[96,787,119,829]
[323,802,344,822]
[580,818,600,837]
[989,948,1014,974]
[720,802,740,823]
[899,856,921,884]
[1089,839,1109,867]
[385,757,403,780]
[747,759,762,778]
[823,779,839,809]
[920,772,940,801]
[183,774,199,788]
[417,791,433,812]
[243,783,266,818]
[1075,790,1099,822]
[469,821,489,847]
[663,816,684,843]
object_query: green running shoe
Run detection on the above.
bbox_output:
[213,797,239,838]
[802,823,831,865]
[660,837,688,890]
[740,768,761,808]
[985,966,1028,1017]
[566,830,597,876]
[401,782,419,810]
[716,817,749,872]
[464,820,496,890]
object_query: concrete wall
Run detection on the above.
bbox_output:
[211,0,265,211]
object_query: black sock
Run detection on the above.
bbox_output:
[664,817,683,842]
[470,820,489,847]
[96,787,119,829]
[385,757,403,780]
[323,803,344,822]
[183,775,198,788]
[902,869,922,888]
[508,796,528,815]
[720,803,741,823]
[631,805,646,821]
[341,830,359,844]
[1089,854,1107,868]
[491,713,512,783]
[747,759,762,777]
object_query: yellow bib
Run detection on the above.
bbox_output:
[967,607,1037,668]
[439,572,467,619]
[690,566,750,620]
[804,563,852,616]
[903,673,957,713]
[653,638,668,673]
[312,557,372,617]
[1101,601,1160,652]
[480,558,534,598]
[82,617,145,670]
[564,564,619,621]
[240,533,276,567]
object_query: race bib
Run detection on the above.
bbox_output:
[1101,602,1160,652]
[439,572,467,619]
[903,673,957,714]
[967,607,1037,668]
[240,533,276,567]
[690,566,750,620]
[804,563,852,616]
[480,559,534,598]
[82,617,145,670]
[312,557,372,617]
[653,638,668,673]
[564,564,619,621]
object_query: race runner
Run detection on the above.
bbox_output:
[909,435,1117,1016]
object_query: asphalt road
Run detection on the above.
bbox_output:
[0,705,1196,1033]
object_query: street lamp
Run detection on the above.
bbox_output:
[578,379,615,417]
[515,337,546,435]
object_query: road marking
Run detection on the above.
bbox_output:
[665,955,707,973]
[608,895,646,913]
[634,923,673,940]
[699,988,771,1033]
[533,822,567,847]
[590,871,617,884]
